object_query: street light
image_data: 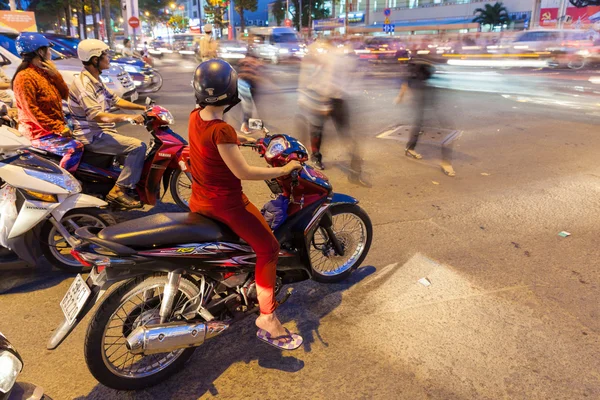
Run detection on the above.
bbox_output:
[170,3,176,9]
[145,11,150,17]
[119,17,124,23]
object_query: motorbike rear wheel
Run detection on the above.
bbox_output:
[84,274,200,391]
[40,208,113,273]
[309,204,373,283]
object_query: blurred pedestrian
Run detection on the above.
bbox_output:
[238,54,267,134]
[395,59,456,177]
[298,39,368,185]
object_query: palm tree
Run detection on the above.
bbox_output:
[473,2,509,31]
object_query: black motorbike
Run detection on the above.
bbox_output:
[47,130,373,390]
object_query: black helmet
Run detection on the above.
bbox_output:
[193,59,240,111]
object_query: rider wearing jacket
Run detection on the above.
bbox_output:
[12,32,83,172]
[190,59,303,350]
[68,39,147,209]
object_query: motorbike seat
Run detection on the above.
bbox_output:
[81,151,116,169]
[97,212,240,249]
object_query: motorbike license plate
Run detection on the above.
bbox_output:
[60,274,91,326]
[131,91,139,102]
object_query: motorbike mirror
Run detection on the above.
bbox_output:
[145,97,154,106]
[248,118,263,131]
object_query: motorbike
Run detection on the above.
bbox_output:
[0,126,112,273]
[0,332,50,400]
[32,104,191,211]
[112,56,163,94]
[47,120,373,390]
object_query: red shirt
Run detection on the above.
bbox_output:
[188,109,243,211]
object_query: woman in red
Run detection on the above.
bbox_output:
[12,32,82,172]
[190,59,303,350]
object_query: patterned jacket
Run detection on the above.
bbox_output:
[13,64,69,140]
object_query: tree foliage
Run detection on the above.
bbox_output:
[235,0,257,31]
[272,0,285,26]
[473,2,509,30]
[289,0,331,30]
[168,14,189,32]
[204,1,228,30]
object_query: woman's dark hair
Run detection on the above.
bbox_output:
[123,38,130,45]
[11,48,46,89]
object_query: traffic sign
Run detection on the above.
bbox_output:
[384,8,391,16]
[128,16,140,29]
[384,17,390,25]
[382,24,395,33]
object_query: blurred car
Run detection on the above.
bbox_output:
[172,33,201,57]
[511,29,597,54]
[353,37,410,62]
[0,33,138,102]
[217,40,248,63]
[247,27,303,64]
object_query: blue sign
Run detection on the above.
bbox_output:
[383,24,395,33]
[384,8,391,17]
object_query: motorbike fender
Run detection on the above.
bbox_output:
[161,168,175,200]
[47,267,158,350]
[50,193,108,222]
[331,193,359,206]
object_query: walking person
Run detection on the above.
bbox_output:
[298,39,368,185]
[396,59,456,177]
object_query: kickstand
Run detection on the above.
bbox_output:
[277,288,294,307]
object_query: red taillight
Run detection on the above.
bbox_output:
[70,249,92,267]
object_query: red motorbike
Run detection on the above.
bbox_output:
[47,120,373,390]
[33,105,192,210]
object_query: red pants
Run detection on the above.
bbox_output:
[195,195,280,314]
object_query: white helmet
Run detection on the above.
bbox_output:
[203,23,213,33]
[77,39,110,62]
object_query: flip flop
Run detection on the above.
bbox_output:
[256,328,303,351]
[441,165,456,177]
[405,149,423,160]
[106,193,143,209]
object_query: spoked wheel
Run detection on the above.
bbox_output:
[85,274,200,390]
[309,204,373,283]
[40,208,113,273]
[568,57,586,70]
[169,169,192,211]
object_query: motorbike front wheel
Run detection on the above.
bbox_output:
[40,208,113,273]
[85,274,201,390]
[309,204,373,283]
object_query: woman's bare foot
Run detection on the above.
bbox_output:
[256,312,288,337]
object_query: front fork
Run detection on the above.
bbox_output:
[317,210,345,257]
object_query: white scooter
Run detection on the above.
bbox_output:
[0,125,113,273]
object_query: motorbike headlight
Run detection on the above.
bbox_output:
[265,137,288,159]
[157,109,174,125]
[0,350,22,394]
[24,169,81,193]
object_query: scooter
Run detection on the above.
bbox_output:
[0,332,49,400]
[32,104,192,210]
[0,126,112,273]
[47,120,373,390]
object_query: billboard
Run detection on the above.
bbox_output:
[0,11,37,33]
[540,0,600,28]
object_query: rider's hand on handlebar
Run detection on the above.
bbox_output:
[282,160,302,175]
[126,114,145,125]
[59,126,72,137]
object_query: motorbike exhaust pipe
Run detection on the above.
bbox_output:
[125,320,229,355]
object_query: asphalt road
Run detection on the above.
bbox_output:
[1,57,600,399]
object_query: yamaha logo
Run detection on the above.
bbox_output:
[158,153,171,158]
